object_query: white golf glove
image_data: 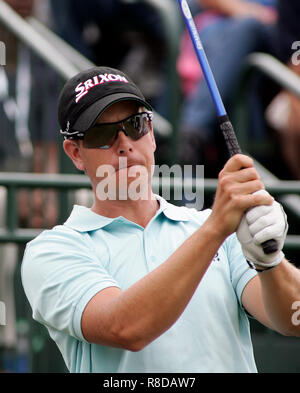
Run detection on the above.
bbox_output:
[236,191,288,271]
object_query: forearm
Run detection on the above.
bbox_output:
[86,219,225,350]
[199,0,247,16]
[199,0,277,23]
[258,259,300,336]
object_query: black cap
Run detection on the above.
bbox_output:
[58,66,152,137]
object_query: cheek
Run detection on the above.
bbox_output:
[81,151,108,181]
[142,147,156,176]
[149,130,156,152]
[142,132,156,160]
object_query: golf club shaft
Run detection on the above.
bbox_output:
[177,0,278,255]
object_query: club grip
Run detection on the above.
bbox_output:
[219,115,241,155]
[218,116,279,255]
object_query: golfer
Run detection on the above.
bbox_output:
[22,66,300,373]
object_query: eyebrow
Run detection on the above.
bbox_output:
[95,112,148,126]
[96,105,145,124]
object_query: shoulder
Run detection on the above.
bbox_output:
[24,224,90,254]
[22,221,100,282]
[24,204,108,255]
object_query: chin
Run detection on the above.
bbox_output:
[94,167,151,202]
[117,173,151,202]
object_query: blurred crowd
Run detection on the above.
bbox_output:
[178,0,300,180]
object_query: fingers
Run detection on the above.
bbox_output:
[219,155,262,188]
[246,190,274,208]
[212,154,274,237]
[246,204,273,225]
[218,154,273,197]
[249,211,277,235]
[247,202,287,245]
[228,191,273,213]
[252,225,280,245]
[221,154,254,173]
[220,179,264,198]
[218,156,264,198]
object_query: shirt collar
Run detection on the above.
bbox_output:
[155,194,190,222]
[64,195,190,232]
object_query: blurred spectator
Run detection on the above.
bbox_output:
[177,0,277,170]
[265,0,300,179]
[49,0,167,113]
[0,2,35,372]
[3,0,34,18]
[0,0,59,228]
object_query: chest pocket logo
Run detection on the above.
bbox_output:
[213,252,220,262]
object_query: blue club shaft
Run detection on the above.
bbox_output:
[177,0,278,255]
[177,0,241,156]
[178,0,226,117]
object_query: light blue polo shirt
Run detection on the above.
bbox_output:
[21,196,257,373]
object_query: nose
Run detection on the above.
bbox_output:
[115,129,133,155]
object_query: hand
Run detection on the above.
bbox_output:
[209,154,273,239]
[236,191,288,269]
[232,2,278,24]
[200,0,277,24]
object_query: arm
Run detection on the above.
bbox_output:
[237,185,300,336]
[82,154,272,350]
[82,220,225,351]
[198,0,277,23]
[199,0,250,16]
[243,259,300,336]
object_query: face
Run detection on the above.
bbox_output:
[64,100,156,201]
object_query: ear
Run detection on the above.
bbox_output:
[63,139,85,171]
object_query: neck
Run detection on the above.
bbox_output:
[91,191,160,228]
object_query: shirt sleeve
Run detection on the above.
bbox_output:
[21,226,120,342]
[183,207,256,308]
[223,233,257,308]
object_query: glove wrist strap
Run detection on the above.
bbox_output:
[247,260,277,273]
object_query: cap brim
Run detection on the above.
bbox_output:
[73,93,152,131]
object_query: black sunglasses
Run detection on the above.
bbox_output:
[76,111,153,149]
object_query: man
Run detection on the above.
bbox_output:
[21,66,300,373]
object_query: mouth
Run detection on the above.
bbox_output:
[116,161,143,172]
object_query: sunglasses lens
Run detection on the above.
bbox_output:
[82,113,151,149]
[83,124,116,149]
[124,114,150,140]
